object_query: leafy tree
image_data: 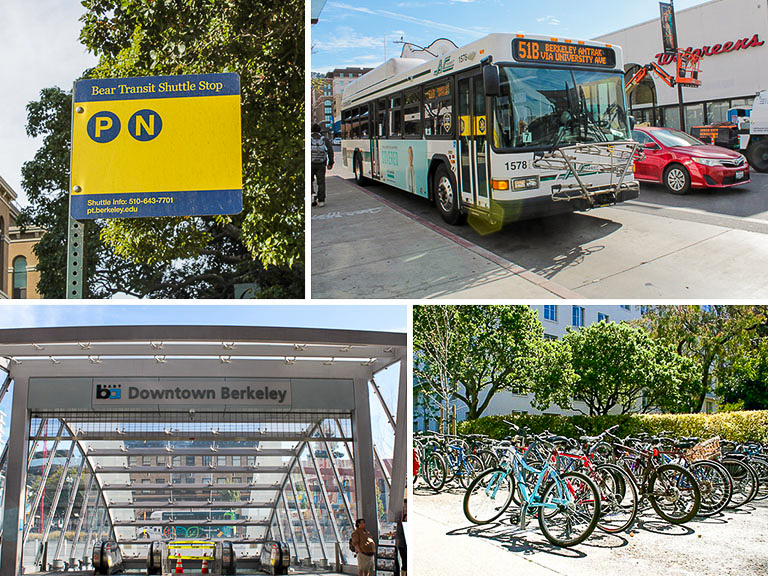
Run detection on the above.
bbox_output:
[414,305,561,421]
[532,321,698,416]
[413,306,462,432]
[21,0,304,297]
[641,306,768,411]
[719,337,768,410]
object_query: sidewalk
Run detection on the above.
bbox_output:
[311,176,580,299]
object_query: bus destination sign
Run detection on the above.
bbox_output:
[512,39,616,68]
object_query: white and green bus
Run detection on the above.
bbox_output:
[341,33,640,225]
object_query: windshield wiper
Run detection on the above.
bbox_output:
[578,85,608,143]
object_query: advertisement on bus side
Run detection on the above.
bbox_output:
[378,141,429,198]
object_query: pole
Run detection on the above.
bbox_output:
[66,83,86,299]
[671,0,686,131]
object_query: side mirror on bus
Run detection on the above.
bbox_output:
[629,115,636,130]
[483,65,500,97]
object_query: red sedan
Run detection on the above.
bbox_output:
[631,126,750,194]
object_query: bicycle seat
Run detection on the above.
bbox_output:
[545,435,571,444]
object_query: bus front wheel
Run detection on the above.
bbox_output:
[354,153,369,186]
[433,164,463,225]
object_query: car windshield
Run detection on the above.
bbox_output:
[649,128,704,147]
[492,66,630,150]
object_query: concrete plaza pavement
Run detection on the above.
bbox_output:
[311,175,579,299]
[311,163,768,299]
[413,486,768,576]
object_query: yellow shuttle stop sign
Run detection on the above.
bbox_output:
[71,73,242,219]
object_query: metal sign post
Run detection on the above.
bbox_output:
[66,84,85,299]
[65,217,85,299]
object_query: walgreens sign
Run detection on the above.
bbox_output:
[655,33,764,65]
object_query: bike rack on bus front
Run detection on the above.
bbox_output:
[533,141,643,207]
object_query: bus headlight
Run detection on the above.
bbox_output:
[512,176,540,191]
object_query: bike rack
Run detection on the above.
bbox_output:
[533,141,642,207]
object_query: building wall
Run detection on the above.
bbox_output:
[7,227,43,299]
[0,176,19,298]
[595,0,768,125]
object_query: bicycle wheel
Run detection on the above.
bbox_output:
[423,452,447,492]
[748,456,768,501]
[648,463,701,524]
[594,463,638,533]
[458,454,484,488]
[463,468,515,524]
[476,449,499,470]
[723,458,758,508]
[538,471,600,547]
[690,460,732,516]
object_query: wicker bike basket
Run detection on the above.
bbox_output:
[684,436,722,461]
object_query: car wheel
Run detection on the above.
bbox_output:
[433,164,464,225]
[663,164,691,194]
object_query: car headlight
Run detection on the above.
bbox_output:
[691,157,720,166]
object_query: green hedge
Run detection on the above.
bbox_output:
[456,410,768,443]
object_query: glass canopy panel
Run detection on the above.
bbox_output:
[21,411,355,568]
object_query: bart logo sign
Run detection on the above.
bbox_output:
[71,73,243,219]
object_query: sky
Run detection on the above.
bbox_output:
[0,1,98,205]
[0,303,406,331]
[311,0,712,73]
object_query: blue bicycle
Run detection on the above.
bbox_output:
[463,428,601,547]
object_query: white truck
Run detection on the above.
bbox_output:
[730,91,768,172]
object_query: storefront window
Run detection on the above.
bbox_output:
[706,100,729,124]
[685,103,704,130]
[663,106,680,130]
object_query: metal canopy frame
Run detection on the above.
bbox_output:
[0,325,407,575]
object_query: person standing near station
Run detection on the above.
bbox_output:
[351,517,376,576]
[310,123,334,207]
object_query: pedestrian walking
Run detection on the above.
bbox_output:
[351,517,376,576]
[311,123,334,207]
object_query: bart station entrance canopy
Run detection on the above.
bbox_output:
[0,325,407,574]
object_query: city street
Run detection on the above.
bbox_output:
[413,485,768,576]
[312,156,768,298]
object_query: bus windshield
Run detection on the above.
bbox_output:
[492,66,629,150]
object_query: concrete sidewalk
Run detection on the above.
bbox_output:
[311,176,579,299]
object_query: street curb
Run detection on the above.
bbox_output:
[339,177,581,299]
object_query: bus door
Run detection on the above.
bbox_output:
[457,71,490,211]
[372,98,386,179]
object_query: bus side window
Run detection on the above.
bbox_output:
[343,108,356,139]
[403,89,421,138]
[360,104,370,137]
[423,80,453,138]
[376,98,387,138]
[389,95,402,138]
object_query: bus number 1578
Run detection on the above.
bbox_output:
[505,161,528,171]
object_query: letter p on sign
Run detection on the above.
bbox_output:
[87,111,121,143]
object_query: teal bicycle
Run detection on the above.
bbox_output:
[463,427,601,547]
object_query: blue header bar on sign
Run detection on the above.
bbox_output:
[75,72,240,102]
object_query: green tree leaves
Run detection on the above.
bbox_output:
[642,305,768,411]
[534,321,699,416]
[21,0,304,297]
